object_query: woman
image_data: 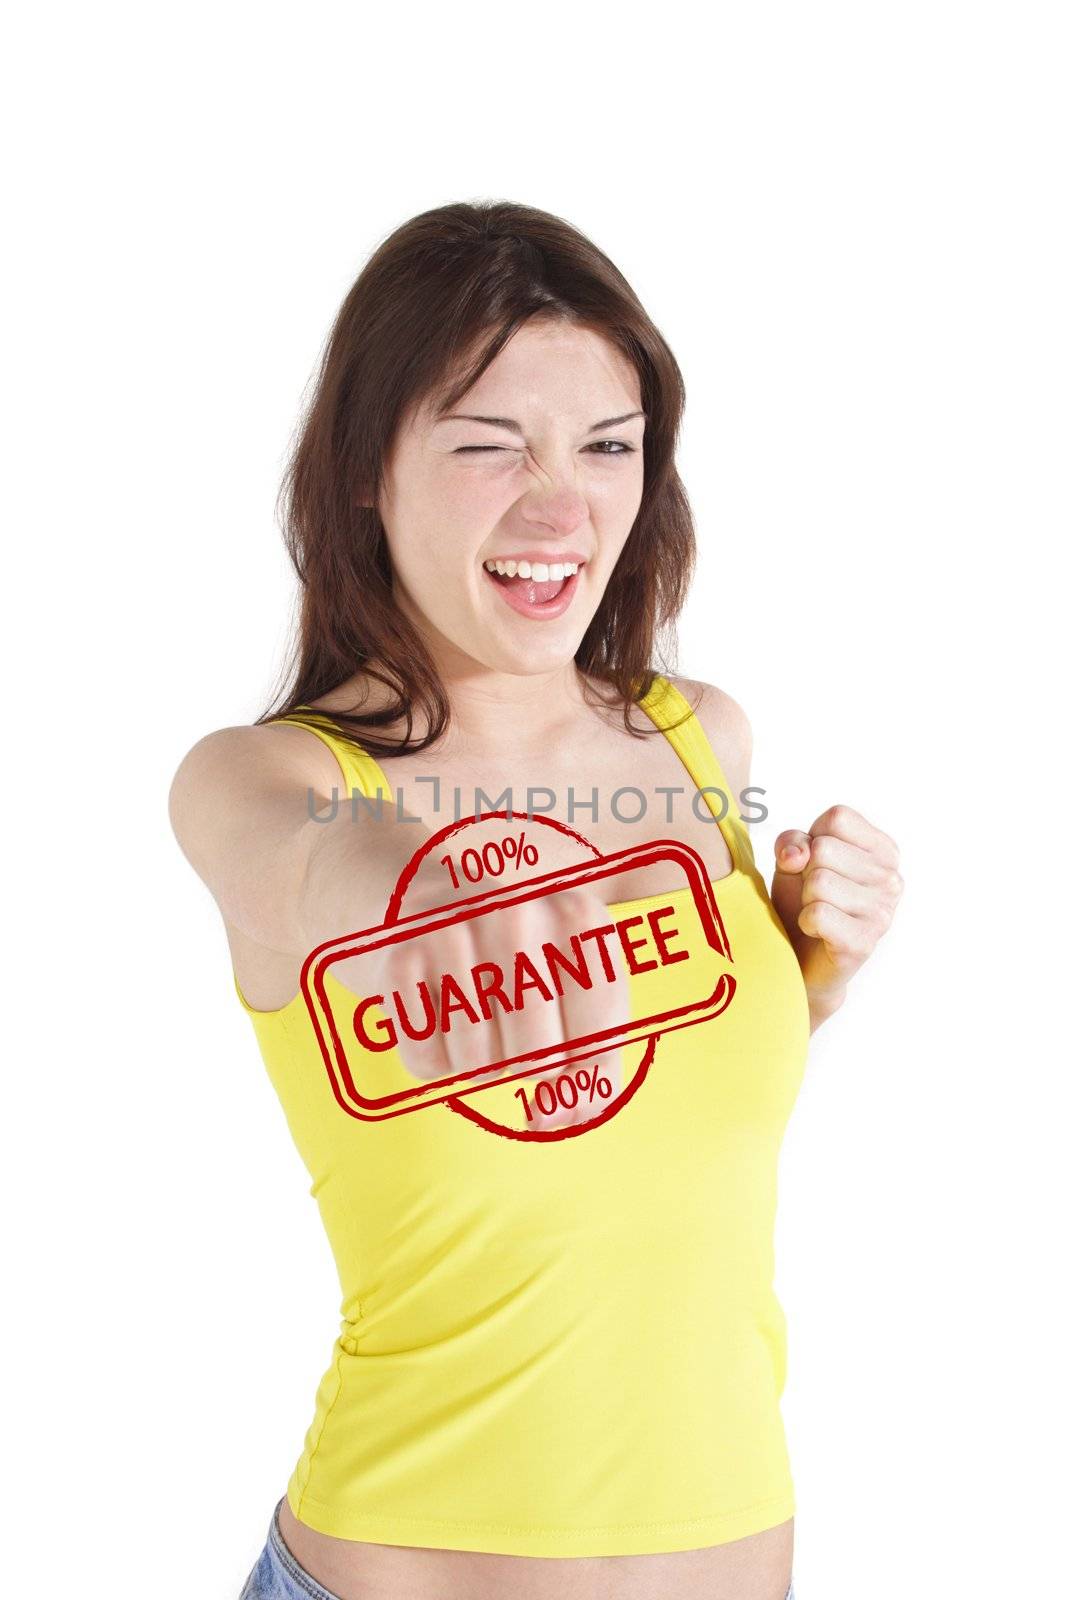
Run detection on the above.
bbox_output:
[170,201,902,1600]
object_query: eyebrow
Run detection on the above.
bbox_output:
[436,410,646,435]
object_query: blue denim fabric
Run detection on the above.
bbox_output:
[239,1496,797,1599]
[238,1499,343,1600]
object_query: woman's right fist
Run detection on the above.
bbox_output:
[332,882,631,1128]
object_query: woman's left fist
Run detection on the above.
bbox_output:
[770,804,903,1019]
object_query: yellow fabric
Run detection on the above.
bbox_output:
[233,675,810,1556]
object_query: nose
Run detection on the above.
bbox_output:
[519,460,588,534]
[523,493,586,539]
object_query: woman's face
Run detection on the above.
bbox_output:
[377,317,646,681]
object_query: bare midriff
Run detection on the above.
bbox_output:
[276,1498,794,1600]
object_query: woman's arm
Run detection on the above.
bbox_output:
[167,722,431,960]
[771,805,904,1033]
[675,680,902,1036]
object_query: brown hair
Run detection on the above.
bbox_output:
[257,199,698,755]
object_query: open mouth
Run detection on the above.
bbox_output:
[481,557,585,616]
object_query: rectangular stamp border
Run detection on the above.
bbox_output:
[299,839,734,1120]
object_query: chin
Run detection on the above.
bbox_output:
[490,628,585,673]
[443,639,573,682]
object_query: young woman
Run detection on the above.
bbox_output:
[170,201,902,1600]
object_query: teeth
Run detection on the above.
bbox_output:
[484,559,581,578]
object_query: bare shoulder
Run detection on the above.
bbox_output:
[167,719,341,862]
[168,716,362,958]
[665,675,753,774]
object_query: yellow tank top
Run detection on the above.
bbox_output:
[233,675,810,1556]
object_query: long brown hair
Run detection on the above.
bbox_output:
[257,200,699,755]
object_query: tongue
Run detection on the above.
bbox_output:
[496,573,566,604]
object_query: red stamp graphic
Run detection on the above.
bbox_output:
[300,812,736,1139]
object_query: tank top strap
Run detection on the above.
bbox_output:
[275,706,394,804]
[637,674,756,875]
[275,684,754,869]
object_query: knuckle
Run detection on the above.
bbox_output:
[562,885,611,921]
[806,866,835,897]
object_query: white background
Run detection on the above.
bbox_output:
[4,4,1064,1596]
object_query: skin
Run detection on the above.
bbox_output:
[172,314,902,1600]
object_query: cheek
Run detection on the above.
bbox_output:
[596,463,644,509]
[449,467,516,519]
[395,543,455,600]
[389,476,500,590]
[389,522,475,620]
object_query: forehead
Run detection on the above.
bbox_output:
[415,319,641,432]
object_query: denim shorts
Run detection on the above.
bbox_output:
[238,1495,798,1599]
